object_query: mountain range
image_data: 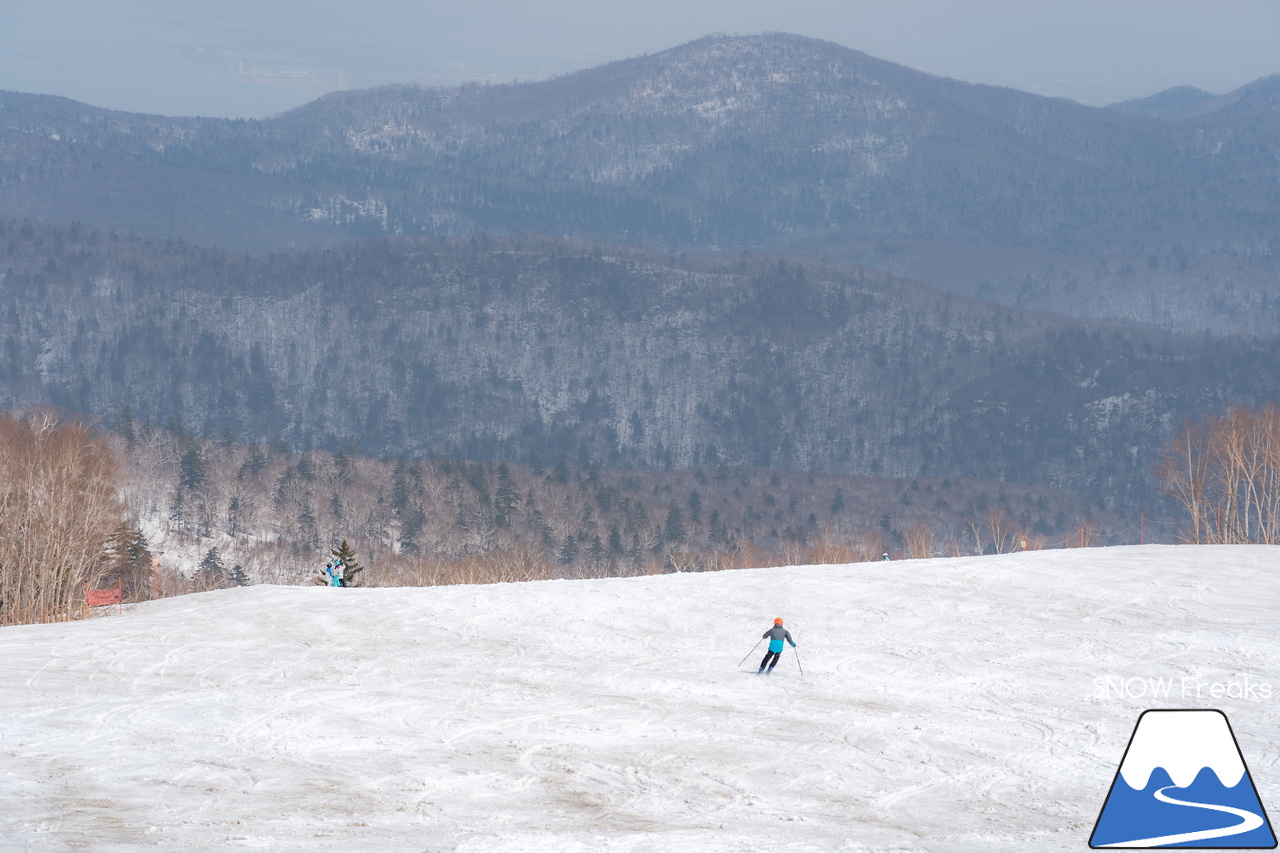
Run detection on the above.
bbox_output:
[1,33,1277,333]
[1,33,1278,507]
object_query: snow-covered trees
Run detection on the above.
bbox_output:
[5,220,1278,513]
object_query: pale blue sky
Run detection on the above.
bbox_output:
[1,0,1277,117]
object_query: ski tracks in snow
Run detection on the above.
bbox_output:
[6,548,1280,851]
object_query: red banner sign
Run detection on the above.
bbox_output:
[86,578,123,614]
[86,587,120,607]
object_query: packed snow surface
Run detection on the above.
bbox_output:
[3,545,1279,852]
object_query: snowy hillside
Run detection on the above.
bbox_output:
[3,545,1279,852]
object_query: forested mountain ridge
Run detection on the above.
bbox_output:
[1,34,1277,333]
[1109,74,1280,122]
[3,221,1277,506]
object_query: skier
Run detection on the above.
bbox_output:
[759,617,796,675]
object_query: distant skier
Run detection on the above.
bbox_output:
[759,617,796,675]
[324,559,345,587]
[882,552,890,561]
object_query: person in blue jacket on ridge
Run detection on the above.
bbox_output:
[759,617,796,674]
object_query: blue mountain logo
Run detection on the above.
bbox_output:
[1091,709,1276,848]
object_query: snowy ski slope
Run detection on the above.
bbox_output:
[2,545,1279,852]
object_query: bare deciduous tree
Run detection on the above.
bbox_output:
[904,521,934,559]
[0,412,126,625]
[1158,404,1280,544]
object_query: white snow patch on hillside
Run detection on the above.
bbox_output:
[2,545,1279,851]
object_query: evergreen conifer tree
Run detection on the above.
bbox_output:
[329,540,364,587]
[196,548,228,590]
[105,525,153,601]
[169,490,186,530]
[238,445,267,480]
[391,459,412,514]
[179,447,206,491]
[495,464,520,527]
[664,501,687,543]
[299,503,319,550]
[113,404,137,449]
[399,507,425,553]
[558,534,579,565]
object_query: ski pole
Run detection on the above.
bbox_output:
[738,638,764,668]
[794,645,804,676]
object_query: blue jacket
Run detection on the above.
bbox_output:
[763,625,795,653]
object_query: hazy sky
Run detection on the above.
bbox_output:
[1,0,1277,118]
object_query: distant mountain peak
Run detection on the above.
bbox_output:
[1108,74,1280,122]
[1108,85,1223,120]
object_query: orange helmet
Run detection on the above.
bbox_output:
[774,617,784,625]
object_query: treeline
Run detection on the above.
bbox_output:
[20,398,1280,630]
[1159,404,1280,544]
[117,414,1138,591]
[0,412,138,626]
[0,404,1157,626]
